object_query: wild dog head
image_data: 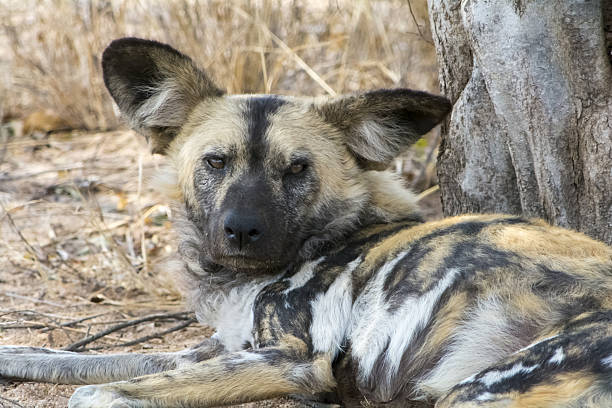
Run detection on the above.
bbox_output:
[102,38,451,273]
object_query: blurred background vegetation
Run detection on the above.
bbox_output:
[0,0,440,187]
[0,0,437,123]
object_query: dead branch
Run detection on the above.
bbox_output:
[41,312,111,333]
[63,311,194,351]
[0,320,123,342]
[87,318,197,351]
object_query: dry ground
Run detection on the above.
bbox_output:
[1,130,204,407]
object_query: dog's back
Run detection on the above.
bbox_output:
[236,214,610,406]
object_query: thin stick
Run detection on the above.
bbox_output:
[414,130,442,189]
[0,123,13,166]
[417,184,440,202]
[76,317,191,326]
[0,322,56,329]
[0,200,43,223]
[233,7,336,96]
[0,320,124,341]
[63,312,193,351]
[1,204,45,261]
[41,312,110,333]
[1,292,66,308]
[0,309,76,320]
[0,163,154,182]
[0,164,87,181]
[87,318,197,351]
[406,0,433,45]
[255,16,270,94]
[0,313,109,332]
[138,153,147,273]
[0,395,25,408]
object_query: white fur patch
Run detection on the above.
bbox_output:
[479,362,539,387]
[350,242,458,369]
[418,297,524,397]
[227,351,265,364]
[516,335,559,353]
[476,392,495,402]
[208,277,280,352]
[134,81,191,129]
[283,257,325,295]
[350,260,460,401]
[349,250,409,382]
[310,256,361,358]
[68,385,122,408]
[384,268,461,376]
[548,347,565,365]
[458,373,478,385]
[353,120,400,162]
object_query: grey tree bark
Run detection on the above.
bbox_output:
[427,0,612,244]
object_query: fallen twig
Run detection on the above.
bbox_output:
[41,312,111,333]
[87,318,197,351]
[0,320,123,342]
[63,311,194,351]
[0,395,25,408]
[0,309,75,320]
[1,292,67,308]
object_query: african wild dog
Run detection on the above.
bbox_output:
[1,38,611,408]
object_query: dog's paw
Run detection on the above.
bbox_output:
[68,385,135,408]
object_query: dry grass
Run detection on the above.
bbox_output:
[0,1,441,406]
[1,0,437,129]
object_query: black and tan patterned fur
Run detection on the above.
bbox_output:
[1,38,611,408]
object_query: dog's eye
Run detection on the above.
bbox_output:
[207,157,225,170]
[289,163,306,175]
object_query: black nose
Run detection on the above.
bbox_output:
[223,211,264,250]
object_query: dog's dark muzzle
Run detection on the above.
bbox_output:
[223,210,264,251]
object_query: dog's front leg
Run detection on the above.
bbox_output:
[0,337,224,384]
[68,337,335,408]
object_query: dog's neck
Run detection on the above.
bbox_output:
[169,170,422,329]
[173,212,422,351]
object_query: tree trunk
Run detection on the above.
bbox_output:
[427,0,612,244]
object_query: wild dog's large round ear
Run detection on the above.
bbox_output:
[102,38,225,154]
[313,89,452,170]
